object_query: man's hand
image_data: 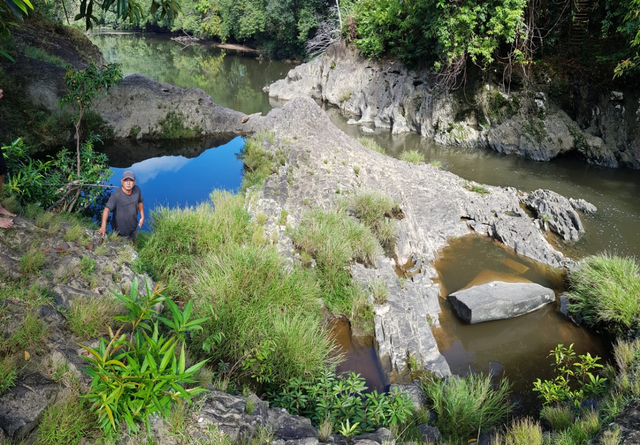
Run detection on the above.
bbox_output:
[138,215,145,228]
[97,226,107,236]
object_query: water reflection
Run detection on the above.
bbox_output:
[105,136,245,230]
[90,32,290,115]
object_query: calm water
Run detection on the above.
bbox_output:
[92,34,633,400]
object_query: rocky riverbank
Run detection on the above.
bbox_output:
[267,42,640,169]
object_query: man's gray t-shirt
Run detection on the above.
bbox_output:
[106,185,143,237]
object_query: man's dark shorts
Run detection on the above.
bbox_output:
[0,154,7,176]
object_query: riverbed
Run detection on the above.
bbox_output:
[91,33,634,408]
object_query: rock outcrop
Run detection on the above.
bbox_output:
[93,74,247,139]
[448,281,556,324]
[243,96,578,376]
[267,42,640,169]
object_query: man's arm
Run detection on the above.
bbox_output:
[97,207,110,235]
[138,201,144,228]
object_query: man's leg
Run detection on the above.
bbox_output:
[0,174,14,229]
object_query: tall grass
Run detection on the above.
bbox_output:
[139,191,251,298]
[291,207,381,314]
[140,191,339,389]
[400,149,425,165]
[566,253,640,336]
[358,137,386,155]
[191,243,335,387]
[491,417,543,445]
[347,191,401,246]
[420,373,514,444]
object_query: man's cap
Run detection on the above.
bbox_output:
[122,170,136,181]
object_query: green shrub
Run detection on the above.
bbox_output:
[80,278,209,437]
[566,253,640,337]
[532,344,607,411]
[420,373,514,444]
[19,247,45,275]
[272,371,415,435]
[400,149,425,165]
[237,131,283,191]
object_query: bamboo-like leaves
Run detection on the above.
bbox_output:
[79,278,210,436]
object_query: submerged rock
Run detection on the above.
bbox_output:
[449,281,556,324]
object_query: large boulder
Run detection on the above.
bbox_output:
[523,189,595,241]
[449,281,556,324]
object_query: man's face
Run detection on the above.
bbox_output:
[121,178,135,192]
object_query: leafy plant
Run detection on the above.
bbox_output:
[532,344,607,411]
[271,371,415,435]
[0,355,17,394]
[80,278,209,437]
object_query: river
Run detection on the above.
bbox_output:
[91,33,636,410]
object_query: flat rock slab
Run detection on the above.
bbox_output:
[449,281,555,324]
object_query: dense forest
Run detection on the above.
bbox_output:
[3,0,640,83]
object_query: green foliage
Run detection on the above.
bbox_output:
[67,296,123,340]
[0,355,17,394]
[60,63,122,179]
[565,253,640,337]
[2,137,112,214]
[420,373,514,444]
[238,132,285,191]
[271,371,415,435]
[0,0,33,60]
[400,149,424,165]
[540,405,574,431]
[80,278,209,437]
[532,344,607,411]
[37,392,98,445]
[159,111,201,139]
[347,191,401,246]
[291,207,381,314]
[464,183,491,194]
[352,0,528,75]
[192,242,335,388]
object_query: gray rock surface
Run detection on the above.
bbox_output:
[94,74,246,139]
[523,189,591,241]
[449,281,556,324]
[267,42,640,168]
[244,96,569,375]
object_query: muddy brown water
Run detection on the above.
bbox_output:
[433,235,609,414]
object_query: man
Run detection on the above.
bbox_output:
[97,170,144,241]
[0,88,16,230]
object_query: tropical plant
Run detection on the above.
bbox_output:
[2,137,112,214]
[532,343,607,411]
[271,370,415,435]
[80,278,209,437]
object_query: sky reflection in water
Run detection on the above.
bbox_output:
[107,136,245,230]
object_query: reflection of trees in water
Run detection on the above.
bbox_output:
[90,34,289,114]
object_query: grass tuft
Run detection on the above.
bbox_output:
[492,417,543,445]
[420,373,514,444]
[358,137,386,155]
[566,253,640,336]
[67,296,124,340]
[37,391,98,445]
[400,149,425,165]
[540,405,574,431]
[347,191,401,246]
